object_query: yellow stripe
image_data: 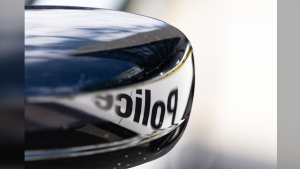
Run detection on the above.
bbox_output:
[160,47,193,80]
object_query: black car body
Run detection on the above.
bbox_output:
[25,6,194,169]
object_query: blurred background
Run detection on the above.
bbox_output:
[23,0,276,169]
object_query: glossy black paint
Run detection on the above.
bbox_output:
[25,6,187,97]
[25,6,194,169]
[25,120,189,169]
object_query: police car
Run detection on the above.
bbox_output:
[25,6,194,169]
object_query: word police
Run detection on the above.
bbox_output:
[95,88,178,129]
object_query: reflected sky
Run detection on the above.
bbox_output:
[25,8,171,97]
[25,9,167,60]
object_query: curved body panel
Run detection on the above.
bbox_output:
[25,6,195,168]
